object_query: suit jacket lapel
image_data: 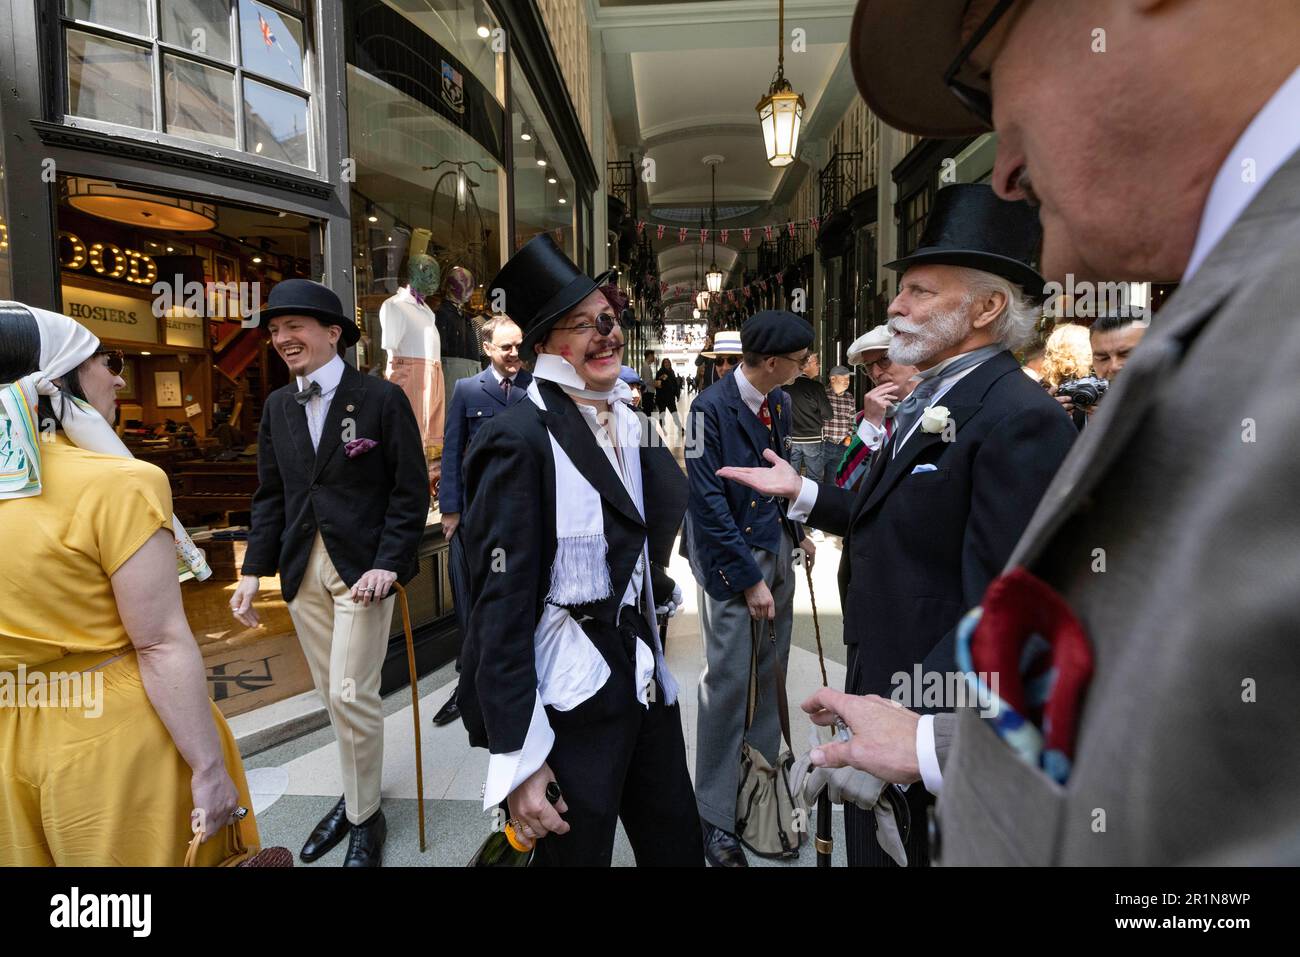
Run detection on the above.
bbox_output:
[539,381,644,529]
[313,364,366,480]
[283,390,315,476]
[720,375,773,462]
[851,351,1018,525]
[480,369,507,406]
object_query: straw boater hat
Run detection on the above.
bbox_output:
[700,330,743,358]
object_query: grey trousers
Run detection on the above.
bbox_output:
[695,535,796,833]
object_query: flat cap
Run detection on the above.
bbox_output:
[829,365,852,377]
[740,310,814,357]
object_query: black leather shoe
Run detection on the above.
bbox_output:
[432,688,461,727]
[300,796,351,863]
[703,822,748,867]
[342,809,386,867]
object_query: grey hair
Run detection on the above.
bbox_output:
[952,266,1039,352]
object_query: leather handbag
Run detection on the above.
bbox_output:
[184,824,293,868]
[734,619,803,859]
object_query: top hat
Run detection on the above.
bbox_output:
[850,0,991,139]
[255,278,360,346]
[884,184,1045,299]
[701,330,743,358]
[487,234,615,353]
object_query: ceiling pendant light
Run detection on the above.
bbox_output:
[755,0,805,168]
[704,157,724,293]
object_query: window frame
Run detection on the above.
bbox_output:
[57,0,319,175]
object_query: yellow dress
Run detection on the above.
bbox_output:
[0,436,258,865]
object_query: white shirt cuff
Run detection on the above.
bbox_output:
[858,417,886,451]
[785,476,819,523]
[916,714,943,796]
[483,693,554,809]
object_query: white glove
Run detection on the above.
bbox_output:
[654,583,684,619]
[789,727,908,866]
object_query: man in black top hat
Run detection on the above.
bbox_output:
[719,184,1076,867]
[456,235,700,866]
[231,279,429,867]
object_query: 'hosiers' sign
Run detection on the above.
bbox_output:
[58,230,157,286]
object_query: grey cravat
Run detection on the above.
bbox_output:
[890,344,1003,446]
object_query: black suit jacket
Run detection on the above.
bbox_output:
[457,380,686,753]
[242,362,431,601]
[439,366,533,515]
[805,351,1076,701]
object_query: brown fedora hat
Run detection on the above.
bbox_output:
[850,0,991,138]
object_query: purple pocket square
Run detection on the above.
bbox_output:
[344,438,379,459]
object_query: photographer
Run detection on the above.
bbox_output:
[1091,313,1148,383]
[1041,323,1094,429]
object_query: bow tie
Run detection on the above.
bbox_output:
[295,380,321,405]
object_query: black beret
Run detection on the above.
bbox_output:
[740,310,814,356]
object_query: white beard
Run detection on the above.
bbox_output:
[888,300,973,366]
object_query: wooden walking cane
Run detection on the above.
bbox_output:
[803,556,834,867]
[392,583,426,853]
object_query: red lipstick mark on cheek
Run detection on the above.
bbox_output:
[559,346,573,360]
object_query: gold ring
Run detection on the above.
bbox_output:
[815,836,834,854]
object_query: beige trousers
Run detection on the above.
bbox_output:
[287,534,395,824]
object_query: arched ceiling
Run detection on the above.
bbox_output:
[592,0,859,299]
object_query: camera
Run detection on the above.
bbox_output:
[1056,375,1110,407]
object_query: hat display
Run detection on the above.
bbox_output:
[740,310,814,357]
[883,184,1045,299]
[847,324,893,364]
[255,278,360,346]
[850,0,990,138]
[486,234,615,353]
[701,330,743,358]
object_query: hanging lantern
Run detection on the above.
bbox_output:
[705,263,723,293]
[756,0,805,168]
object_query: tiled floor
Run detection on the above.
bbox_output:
[243,428,854,866]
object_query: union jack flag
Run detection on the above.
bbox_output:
[258,12,276,47]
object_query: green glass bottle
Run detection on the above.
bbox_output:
[467,781,562,867]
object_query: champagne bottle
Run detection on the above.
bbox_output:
[466,781,562,867]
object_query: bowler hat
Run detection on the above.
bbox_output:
[487,234,615,353]
[884,184,1045,299]
[255,278,360,346]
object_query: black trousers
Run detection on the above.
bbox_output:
[448,530,471,673]
[843,642,933,867]
[844,785,932,867]
[532,612,703,867]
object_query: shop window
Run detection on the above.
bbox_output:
[510,60,577,259]
[60,0,315,170]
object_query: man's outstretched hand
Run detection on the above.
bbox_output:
[801,688,922,786]
[716,449,803,501]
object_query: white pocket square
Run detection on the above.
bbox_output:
[910,464,938,474]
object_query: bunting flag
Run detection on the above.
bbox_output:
[632,211,842,247]
[742,227,751,245]
[763,225,774,241]
[657,224,666,240]
[700,228,709,246]
[787,221,796,237]
[810,215,820,232]
[660,281,669,294]
[636,220,645,236]
[744,286,752,298]
[775,273,784,285]
[720,228,729,246]
[678,227,688,244]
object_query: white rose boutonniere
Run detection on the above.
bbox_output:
[920,405,951,435]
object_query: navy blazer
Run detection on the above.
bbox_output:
[805,350,1077,701]
[439,366,533,514]
[685,370,802,600]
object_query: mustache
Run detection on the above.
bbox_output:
[887,318,924,336]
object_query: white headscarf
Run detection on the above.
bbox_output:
[0,301,211,581]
